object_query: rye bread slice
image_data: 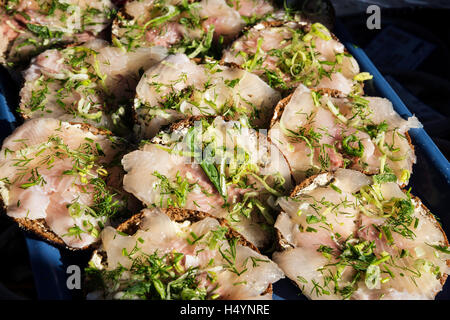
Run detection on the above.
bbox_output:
[222,19,360,96]
[275,172,449,291]
[112,0,225,50]
[269,89,415,186]
[88,207,273,298]
[148,115,296,252]
[1,122,132,251]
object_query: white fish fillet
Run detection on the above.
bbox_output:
[88,207,284,300]
[0,118,126,248]
[19,40,167,132]
[269,85,421,183]
[114,0,273,52]
[223,21,360,93]
[273,169,449,300]
[134,53,280,138]
[123,117,293,248]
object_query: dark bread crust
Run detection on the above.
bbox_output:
[288,172,332,198]
[71,121,113,137]
[167,115,212,134]
[269,94,291,128]
[13,217,68,247]
[93,207,273,297]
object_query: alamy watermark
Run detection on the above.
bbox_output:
[367,5,381,30]
[66,265,81,290]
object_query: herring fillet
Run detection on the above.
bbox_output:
[122,117,293,248]
[0,118,126,248]
[222,21,360,93]
[19,40,167,132]
[87,207,284,300]
[134,53,280,138]
[269,85,421,183]
[273,169,449,300]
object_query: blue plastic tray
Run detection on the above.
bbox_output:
[0,21,449,300]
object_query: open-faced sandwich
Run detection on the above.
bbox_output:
[222,20,363,93]
[19,39,167,134]
[0,118,136,249]
[273,169,449,300]
[0,0,116,68]
[133,53,280,138]
[86,207,284,299]
[268,85,421,183]
[122,116,293,249]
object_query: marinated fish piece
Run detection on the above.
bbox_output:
[269,85,421,183]
[112,0,273,57]
[86,207,284,300]
[19,39,167,133]
[226,0,274,19]
[0,118,131,249]
[4,0,115,35]
[0,8,29,66]
[222,21,362,93]
[273,169,449,300]
[122,116,293,248]
[0,0,116,66]
[134,53,281,138]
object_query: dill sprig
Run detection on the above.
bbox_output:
[86,250,210,300]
